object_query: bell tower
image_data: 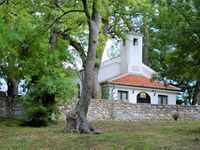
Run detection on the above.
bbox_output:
[120,32,143,75]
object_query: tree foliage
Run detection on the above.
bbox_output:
[0,0,77,126]
[149,0,200,104]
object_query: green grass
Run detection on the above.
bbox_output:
[0,119,200,150]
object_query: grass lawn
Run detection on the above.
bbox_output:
[0,119,200,150]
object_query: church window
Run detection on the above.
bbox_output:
[118,90,128,101]
[133,38,138,46]
[158,95,168,104]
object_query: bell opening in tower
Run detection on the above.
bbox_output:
[133,38,138,46]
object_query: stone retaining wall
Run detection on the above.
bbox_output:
[0,92,24,118]
[0,92,7,118]
[1,96,200,121]
[62,99,200,121]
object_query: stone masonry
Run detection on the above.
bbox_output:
[0,92,24,118]
[62,99,200,121]
[1,96,200,121]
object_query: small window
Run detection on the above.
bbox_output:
[133,38,138,46]
[123,39,126,46]
[140,92,147,98]
[77,84,80,98]
[118,90,128,101]
[158,95,168,104]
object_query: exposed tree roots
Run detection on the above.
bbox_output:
[64,111,99,134]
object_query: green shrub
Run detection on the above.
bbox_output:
[101,84,110,99]
[19,74,77,127]
[20,105,50,127]
[176,99,182,105]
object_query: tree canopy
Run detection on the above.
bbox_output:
[148,0,200,104]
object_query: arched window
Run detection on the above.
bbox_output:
[137,92,151,104]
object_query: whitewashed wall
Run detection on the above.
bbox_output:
[98,57,121,82]
[141,64,155,78]
[109,85,177,104]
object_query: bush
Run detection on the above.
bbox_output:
[19,75,77,127]
[176,99,183,105]
[101,84,110,99]
[20,105,50,127]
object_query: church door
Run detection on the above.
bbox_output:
[137,92,151,104]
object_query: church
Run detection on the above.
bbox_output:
[78,32,180,104]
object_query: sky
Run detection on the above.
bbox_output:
[74,39,115,70]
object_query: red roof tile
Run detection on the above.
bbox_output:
[108,74,180,91]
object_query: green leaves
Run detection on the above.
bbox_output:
[147,0,200,104]
[0,0,78,99]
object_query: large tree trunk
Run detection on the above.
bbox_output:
[92,66,101,99]
[92,19,108,99]
[7,78,19,97]
[65,1,100,133]
[192,81,200,105]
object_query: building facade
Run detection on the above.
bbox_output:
[78,32,180,104]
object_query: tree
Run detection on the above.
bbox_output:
[0,0,77,126]
[63,0,150,133]
[148,0,200,104]
[0,3,21,96]
[0,0,154,129]
[60,0,149,100]
[64,0,100,133]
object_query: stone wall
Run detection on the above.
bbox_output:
[62,99,200,121]
[1,96,200,121]
[0,92,7,118]
[0,92,24,118]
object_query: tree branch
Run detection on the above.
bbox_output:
[173,5,200,42]
[0,0,6,6]
[113,10,141,16]
[54,3,65,13]
[91,0,100,22]
[43,9,84,33]
[61,32,86,62]
[25,8,84,45]
[82,0,90,19]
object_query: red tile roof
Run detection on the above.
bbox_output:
[108,74,180,91]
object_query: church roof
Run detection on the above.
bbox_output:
[108,74,180,91]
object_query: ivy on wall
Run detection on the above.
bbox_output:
[101,84,110,99]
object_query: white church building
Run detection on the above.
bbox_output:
[78,32,180,104]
